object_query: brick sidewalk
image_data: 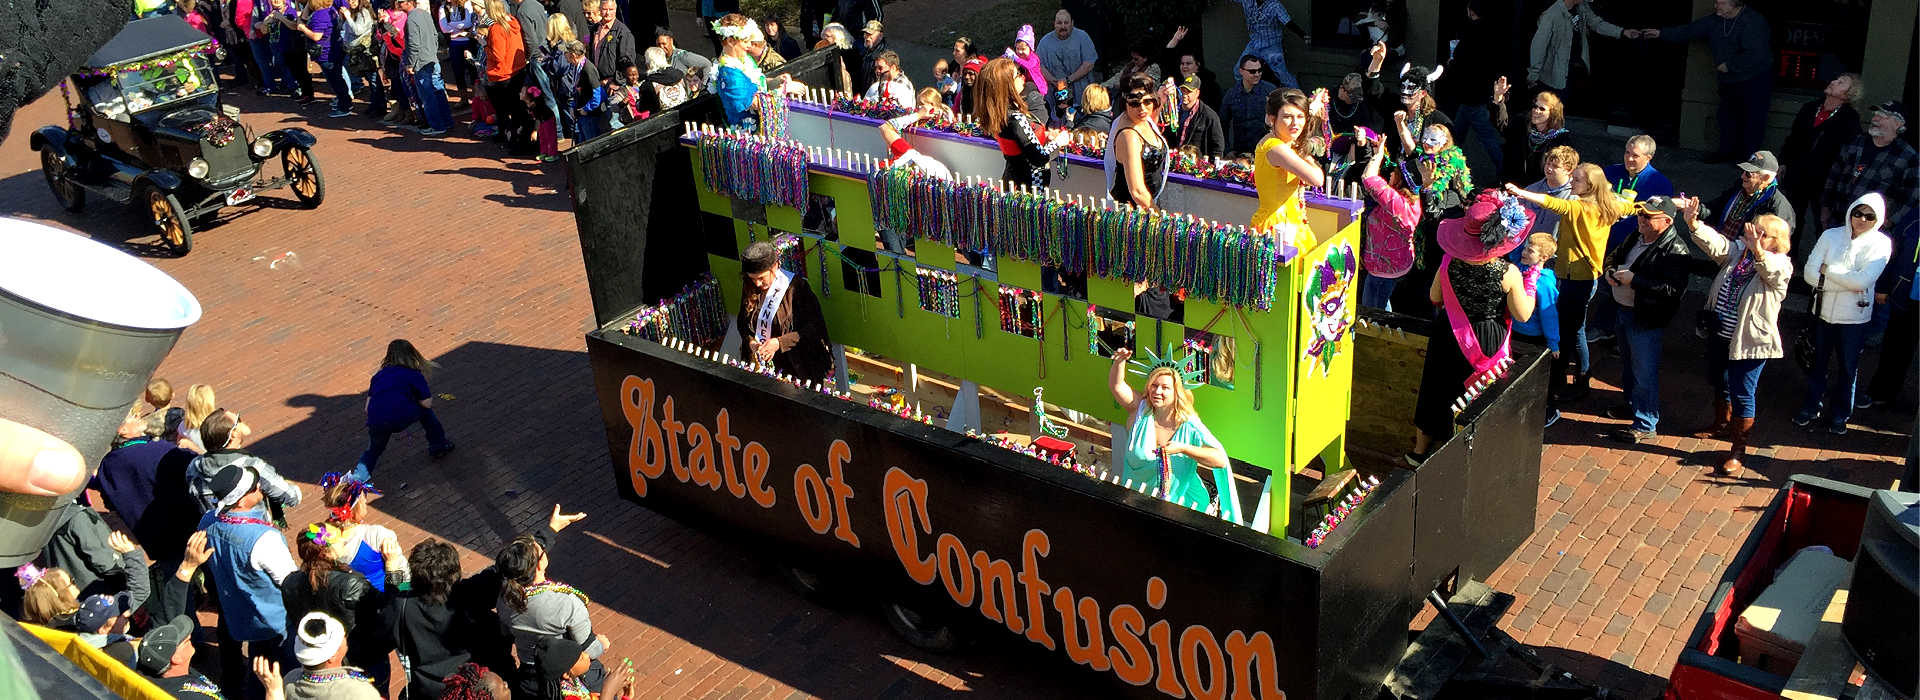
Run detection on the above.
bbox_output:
[2,89,1910,699]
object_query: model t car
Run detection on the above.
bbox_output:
[29,15,324,255]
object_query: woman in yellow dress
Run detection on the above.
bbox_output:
[1251,88,1325,251]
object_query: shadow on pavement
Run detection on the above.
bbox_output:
[247,340,1100,699]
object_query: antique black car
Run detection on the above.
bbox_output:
[29,15,324,255]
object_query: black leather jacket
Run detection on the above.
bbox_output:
[281,568,383,636]
[1605,223,1694,330]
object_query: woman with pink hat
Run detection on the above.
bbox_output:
[1406,190,1539,465]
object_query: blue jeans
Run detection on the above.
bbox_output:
[446,38,476,89]
[575,110,602,142]
[358,406,452,472]
[321,61,352,111]
[1453,103,1503,180]
[1246,41,1298,89]
[354,66,386,114]
[1705,336,1766,419]
[1616,308,1665,433]
[1799,319,1869,427]
[1361,272,1398,311]
[1557,277,1596,375]
[411,63,453,130]
[250,37,290,93]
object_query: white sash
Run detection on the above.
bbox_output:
[752,270,793,342]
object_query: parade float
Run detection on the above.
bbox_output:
[568,49,1552,700]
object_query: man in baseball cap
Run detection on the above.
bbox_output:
[136,614,220,697]
[1600,193,1696,443]
[857,20,889,94]
[72,594,137,668]
[1819,99,1918,232]
[197,464,298,694]
[1706,150,1797,240]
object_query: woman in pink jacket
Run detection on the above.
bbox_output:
[1358,132,1422,310]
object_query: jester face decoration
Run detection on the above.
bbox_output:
[1303,242,1357,377]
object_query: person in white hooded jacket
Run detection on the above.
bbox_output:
[1794,192,1892,435]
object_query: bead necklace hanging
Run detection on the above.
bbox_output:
[696,130,809,209]
[623,274,727,346]
[863,164,1289,309]
[916,268,960,318]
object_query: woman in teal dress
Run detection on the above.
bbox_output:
[1107,348,1238,521]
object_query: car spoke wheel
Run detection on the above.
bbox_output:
[282,146,325,208]
[41,150,85,213]
[145,188,193,255]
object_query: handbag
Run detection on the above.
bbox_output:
[348,34,377,73]
[1794,272,1824,374]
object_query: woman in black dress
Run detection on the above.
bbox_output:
[972,57,1060,188]
[1106,74,1179,320]
[1408,190,1537,464]
[1107,74,1170,208]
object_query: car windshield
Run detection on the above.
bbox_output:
[111,50,216,115]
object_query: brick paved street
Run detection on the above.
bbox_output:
[2,85,1911,699]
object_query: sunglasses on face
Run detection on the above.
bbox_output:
[1241,67,1263,74]
[1851,210,1877,221]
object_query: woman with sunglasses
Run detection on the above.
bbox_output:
[1250,88,1325,251]
[1494,86,1572,186]
[1106,75,1170,209]
[1794,193,1893,435]
[1679,201,1792,476]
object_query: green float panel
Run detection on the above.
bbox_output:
[811,173,877,251]
[690,151,731,216]
[1086,274,1134,312]
[996,258,1042,291]
[914,240,956,271]
[766,203,802,232]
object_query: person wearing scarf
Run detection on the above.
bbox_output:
[1681,202,1792,476]
[734,241,833,382]
[1493,88,1573,185]
[1406,190,1536,465]
[1705,150,1796,249]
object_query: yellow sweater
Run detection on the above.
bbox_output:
[1538,194,1630,280]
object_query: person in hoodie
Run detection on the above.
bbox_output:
[1794,192,1893,435]
[185,410,303,521]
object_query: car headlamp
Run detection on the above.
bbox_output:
[187,157,210,179]
[252,139,274,157]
